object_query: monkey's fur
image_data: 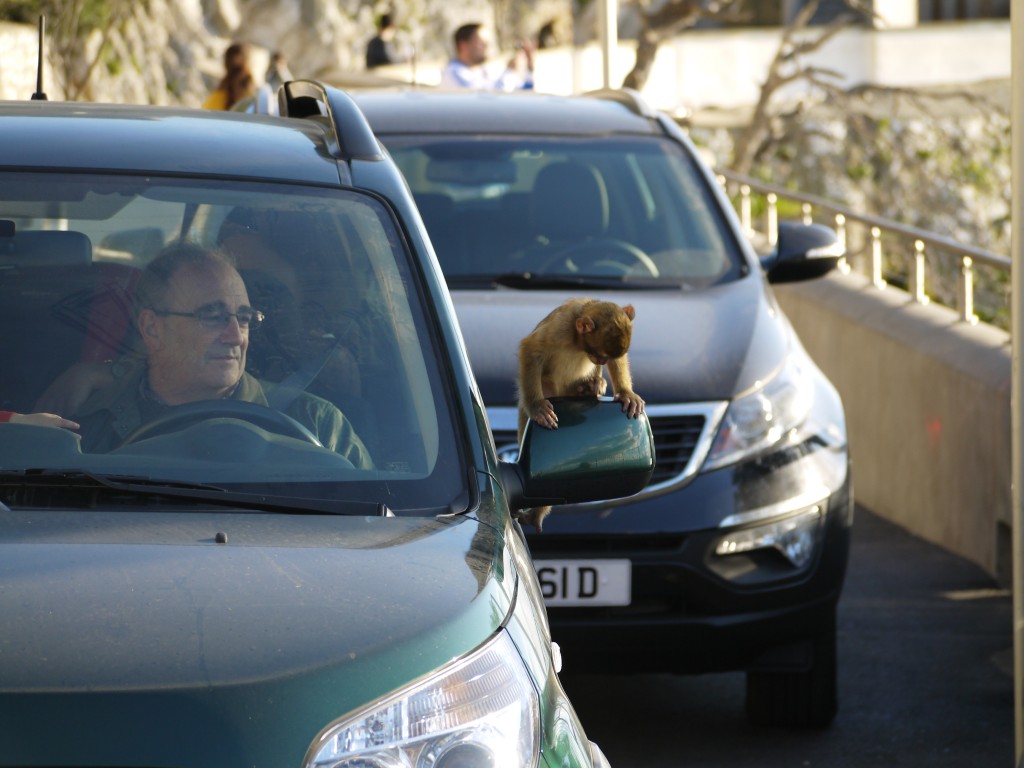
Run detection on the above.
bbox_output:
[515,298,645,531]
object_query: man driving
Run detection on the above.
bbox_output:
[75,241,373,468]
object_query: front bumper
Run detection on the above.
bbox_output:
[524,437,853,675]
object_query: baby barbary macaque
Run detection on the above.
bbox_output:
[514,297,644,531]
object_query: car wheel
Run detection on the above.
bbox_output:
[745,610,838,728]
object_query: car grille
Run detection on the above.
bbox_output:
[490,403,723,494]
[646,413,706,486]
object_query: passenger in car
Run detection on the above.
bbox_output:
[71,242,373,467]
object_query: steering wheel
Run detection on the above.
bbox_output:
[539,238,660,277]
[120,400,323,447]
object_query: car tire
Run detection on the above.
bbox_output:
[744,611,838,729]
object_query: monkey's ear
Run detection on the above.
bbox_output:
[576,316,596,334]
[622,304,636,321]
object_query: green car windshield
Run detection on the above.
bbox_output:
[0,173,464,514]
[382,135,746,286]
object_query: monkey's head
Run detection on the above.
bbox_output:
[576,301,635,364]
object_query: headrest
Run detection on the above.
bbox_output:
[0,229,93,266]
[531,162,609,242]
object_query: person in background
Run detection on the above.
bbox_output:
[203,41,256,110]
[439,23,533,91]
[366,13,407,69]
[265,51,293,91]
[0,411,78,429]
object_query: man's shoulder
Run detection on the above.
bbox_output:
[257,378,342,422]
[291,389,343,420]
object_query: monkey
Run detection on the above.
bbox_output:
[514,297,645,531]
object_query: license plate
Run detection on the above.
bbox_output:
[534,559,632,607]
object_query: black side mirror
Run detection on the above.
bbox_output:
[498,397,655,510]
[763,221,845,284]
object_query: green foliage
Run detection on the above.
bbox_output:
[845,161,872,181]
[105,50,122,76]
[0,0,114,32]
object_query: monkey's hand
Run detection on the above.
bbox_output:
[529,399,559,429]
[614,390,645,419]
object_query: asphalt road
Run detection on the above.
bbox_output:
[561,506,1014,767]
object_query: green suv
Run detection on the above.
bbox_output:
[0,81,653,766]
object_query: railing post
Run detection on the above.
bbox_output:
[835,213,849,274]
[959,255,979,324]
[913,239,930,305]
[871,227,886,289]
[767,193,778,246]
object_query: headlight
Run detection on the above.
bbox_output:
[703,354,813,471]
[715,506,823,568]
[304,631,539,768]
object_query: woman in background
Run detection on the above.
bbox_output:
[203,42,255,110]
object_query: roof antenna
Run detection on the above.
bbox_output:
[31,16,47,101]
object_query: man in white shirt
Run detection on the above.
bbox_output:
[439,23,534,91]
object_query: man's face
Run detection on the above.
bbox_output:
[139,262,252,404]
[465,28,490,65]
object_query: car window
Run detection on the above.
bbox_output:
[0,172,464,514]
[383,135,746,285]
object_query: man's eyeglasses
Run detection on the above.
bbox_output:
[153,306,264,331]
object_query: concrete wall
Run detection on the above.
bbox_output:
[775,272,1012,583]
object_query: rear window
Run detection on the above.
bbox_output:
[0,172,464,514]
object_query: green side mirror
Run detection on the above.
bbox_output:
[499,397,656,509]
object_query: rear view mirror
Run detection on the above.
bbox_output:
[0,228,92,266]
[426,159,517,186]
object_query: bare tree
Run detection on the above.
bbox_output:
[729,0,867,174]
[621,0,745,91]
[720,0,1009,251]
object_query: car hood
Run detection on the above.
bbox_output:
[0,509,511,764]
[452,276,791,406]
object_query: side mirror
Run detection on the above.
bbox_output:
[763,221,845,284]
[498,397,655,510]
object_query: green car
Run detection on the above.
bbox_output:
[0,81,653,766]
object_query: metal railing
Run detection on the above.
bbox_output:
[716,169,1011,329]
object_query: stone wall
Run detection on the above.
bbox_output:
[0,22,46,100]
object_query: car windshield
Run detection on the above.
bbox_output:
[383,135,746,287]
[0,172,464,514]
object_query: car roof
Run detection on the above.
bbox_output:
[352,89,669,137]
[0,99,345,185]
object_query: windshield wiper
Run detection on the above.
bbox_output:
[0,469,391,516]
[448,272,681,290]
